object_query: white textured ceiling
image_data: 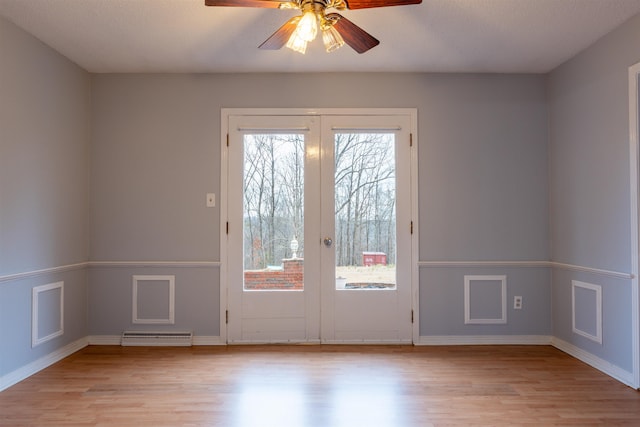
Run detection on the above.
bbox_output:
[1,0,640,73]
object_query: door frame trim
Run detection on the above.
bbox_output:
[220,108,419,343]
[628,63,640,389]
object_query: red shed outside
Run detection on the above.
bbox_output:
[362,252,387,266]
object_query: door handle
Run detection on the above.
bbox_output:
[323,237,333,248]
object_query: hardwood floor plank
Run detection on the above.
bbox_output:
[1,345,639,426]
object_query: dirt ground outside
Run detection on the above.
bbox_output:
[335,265,396,287]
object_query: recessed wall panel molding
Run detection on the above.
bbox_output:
[132,275,175,324]
[464,275,507,324]
[572,280,602,344]
[32,281,64,347]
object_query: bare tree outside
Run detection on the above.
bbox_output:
[334,133,396,268]
[243,134,304,271]
[242,132,396,289]
[334,133,396,288]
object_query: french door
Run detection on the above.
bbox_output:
[224,110,415,344]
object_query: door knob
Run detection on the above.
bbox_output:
[323,237,333,248]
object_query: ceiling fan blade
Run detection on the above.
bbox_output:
[344,0,421,9]
[258,16,300,50]
[327,13,379,54]
[205,0,292,8]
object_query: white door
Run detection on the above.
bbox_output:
[226,114,321,343]
[224,110,415,344]
[320,115,413,343]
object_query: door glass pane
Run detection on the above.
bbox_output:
[334,133,396,290]
[243,134,304,291]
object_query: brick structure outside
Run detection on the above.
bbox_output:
[244,258,304,290]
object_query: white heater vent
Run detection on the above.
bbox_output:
[121,331,193,347]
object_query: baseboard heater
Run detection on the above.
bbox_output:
[121,331,193,347]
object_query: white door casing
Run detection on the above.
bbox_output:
[221,108,418,344]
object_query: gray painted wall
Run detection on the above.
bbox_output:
[418,74,549,262]
[0,17,90,275]
[0,16,90,380]
[1,270,88,374]
[420,267,551,336]
[88,266,219,336]
[90,73,549,338]
[90,73,548,262]
[548,14,640,274]
[547,12,640,374]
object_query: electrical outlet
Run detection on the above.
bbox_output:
[514,296,523,310]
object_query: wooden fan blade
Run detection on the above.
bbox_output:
[259,16,300,50]
[205,0,291,8]
[328,13,379,54]
[344,0,421,9]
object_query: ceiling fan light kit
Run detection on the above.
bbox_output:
[322,25,345,52]
[205,0,421,54]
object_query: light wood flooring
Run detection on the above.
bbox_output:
[1,345,640,426]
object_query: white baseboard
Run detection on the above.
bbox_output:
[551,337,636,388]
[322,340,412,345]
[0,337,88,392]
[192,336,225,345]
[415,335,552,345]
[87,335,121,345]
[87,335,225,346]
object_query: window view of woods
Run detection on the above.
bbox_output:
[243,132,397,290]
[334,133,396,268]
[243,134,304,271]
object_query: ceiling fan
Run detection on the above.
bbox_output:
[204,0,422,54]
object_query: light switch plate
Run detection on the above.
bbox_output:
[206,193,215,208]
